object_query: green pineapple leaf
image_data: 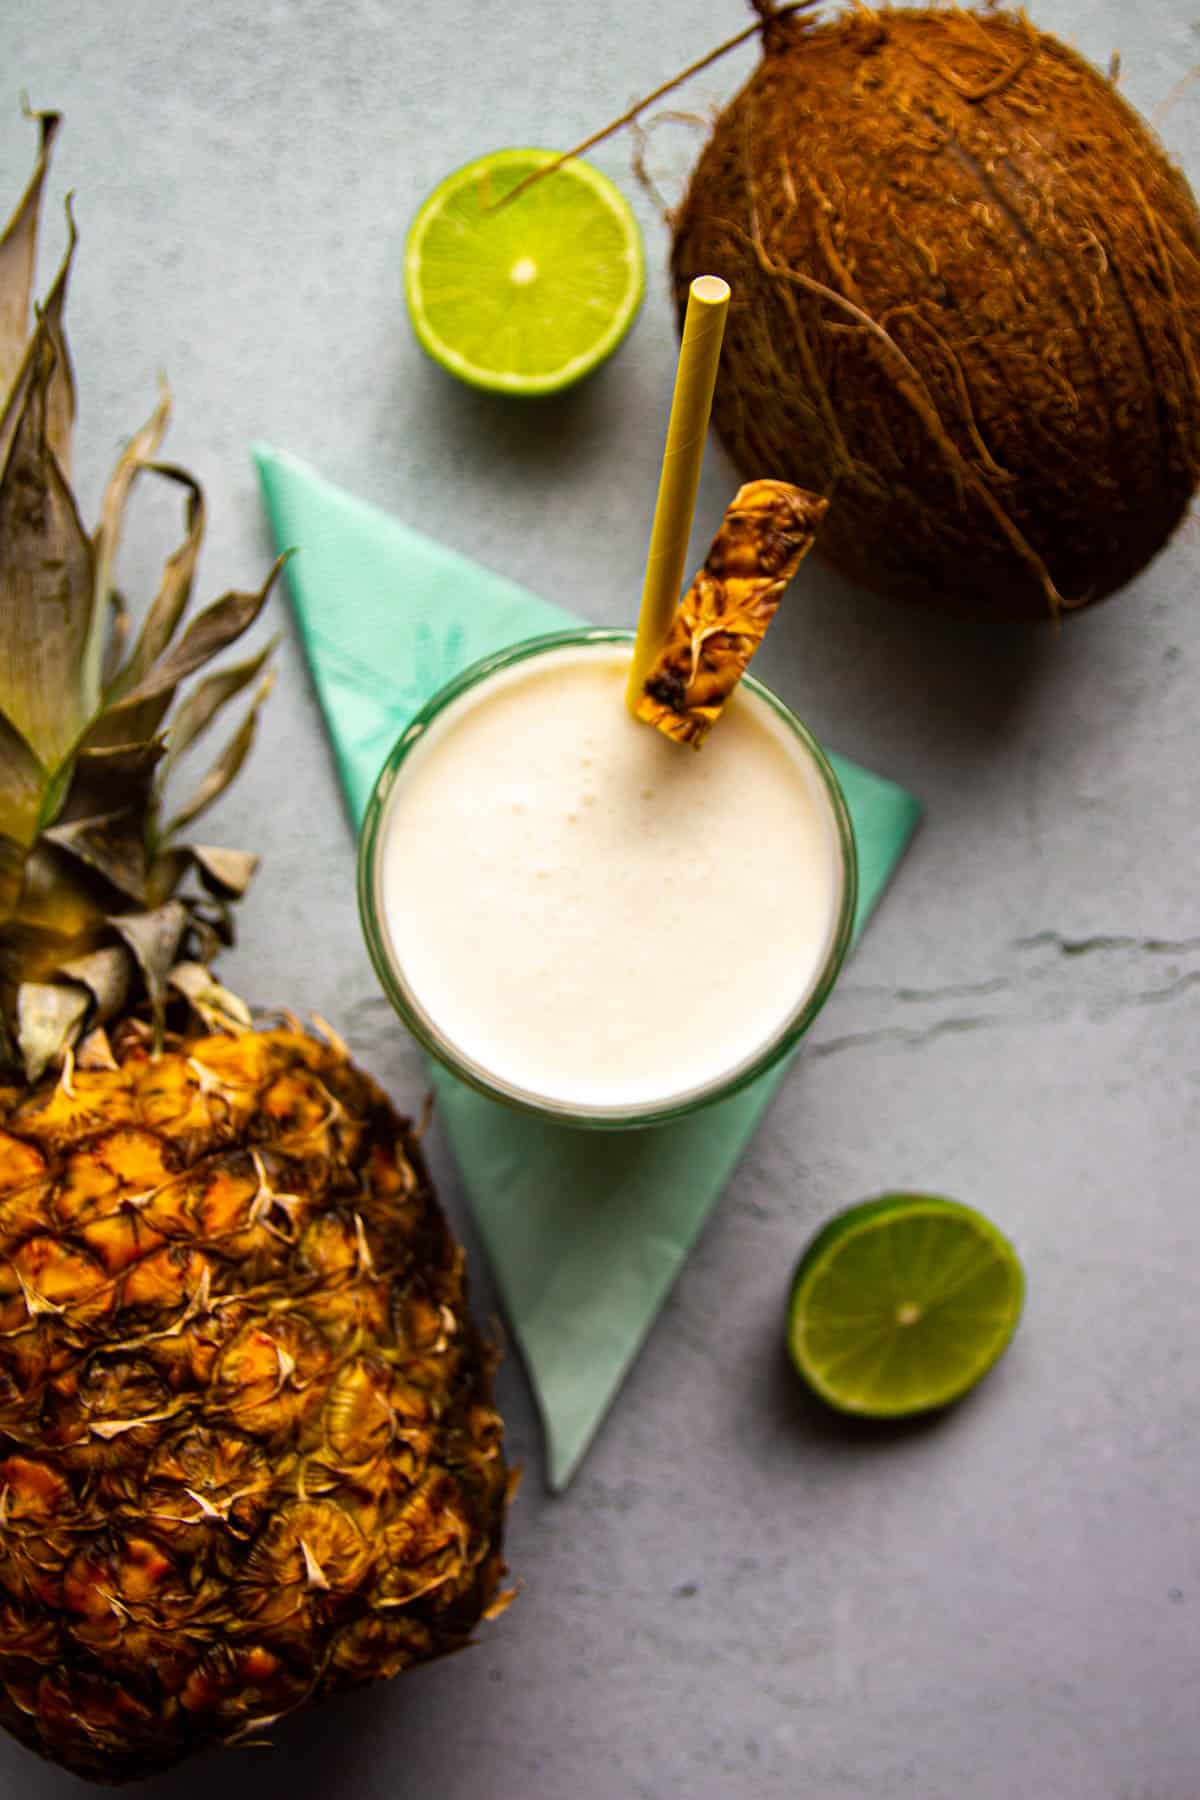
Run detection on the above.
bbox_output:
[84,383,172,715]
[164,670,275,837]
[0,703,46,847]
[0,108,59,399]
[0,208,74,486]
[0,330,95,765]
[101,588,131,690]
[163,635,276,774]
[96,555,284,743]
[66,740,165,828]
[109,899,187,1024]
[16,975,90,1081]
[114,458,202,687]
[189,845,258,897]
[42,810,148,903]
[55,944,130,1023]
[36,196,76,478]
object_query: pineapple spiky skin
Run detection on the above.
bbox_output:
[0,1021,510,1782]
[0,117,512,1780]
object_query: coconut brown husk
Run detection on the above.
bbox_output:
[670,4,1200,618]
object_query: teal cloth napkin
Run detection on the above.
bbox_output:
[254,445,922,1490]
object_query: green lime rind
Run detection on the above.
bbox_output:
[404,148,645,397]
[787,1194,1024,1419]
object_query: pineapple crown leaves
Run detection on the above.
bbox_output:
[0,112,286,1082]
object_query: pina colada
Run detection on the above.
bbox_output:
[360,633,855,1125]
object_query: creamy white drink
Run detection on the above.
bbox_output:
[366,638,851,1118]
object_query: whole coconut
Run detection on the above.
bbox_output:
[671,4,1200,618]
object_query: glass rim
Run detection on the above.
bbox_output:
[356,627,859,1130]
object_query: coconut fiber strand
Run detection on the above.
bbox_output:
[672,5,1200,618]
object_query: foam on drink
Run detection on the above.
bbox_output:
[372,641,844,1113]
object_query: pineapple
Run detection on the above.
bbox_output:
[635,480,827,747]
[0,114,511,1782]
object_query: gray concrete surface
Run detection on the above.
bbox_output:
[3,1,1200,1795]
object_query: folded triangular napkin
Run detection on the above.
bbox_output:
[254,446,921,1490]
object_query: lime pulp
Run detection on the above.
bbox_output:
[787,1194,1025,1417]
[404,148,645,396]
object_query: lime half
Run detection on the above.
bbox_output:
[404,148,644,396]
[787,1194,1024,1418]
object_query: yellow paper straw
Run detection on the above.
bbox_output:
[626,274,731,712]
